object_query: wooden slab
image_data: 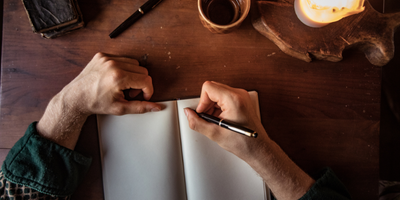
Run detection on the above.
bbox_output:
[266,118,379,197]
[252,0,400,66]
[1,0,383,199]
[0,149,10,165]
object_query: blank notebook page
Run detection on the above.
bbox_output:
[97,101,186,200]
[176,91,267,200]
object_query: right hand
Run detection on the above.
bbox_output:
[184,81,271,160]
[185,81,316,200]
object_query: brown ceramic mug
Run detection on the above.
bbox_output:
[198,0,251,34]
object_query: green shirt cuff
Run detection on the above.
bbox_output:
[299,168,351,200]
[1,122,92,197]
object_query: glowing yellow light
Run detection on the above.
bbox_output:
[294,0,365,27]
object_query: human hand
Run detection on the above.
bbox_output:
[184,82,316,200]
[184,81,270,160]
[61,52,161,116]
[37,53,161,149]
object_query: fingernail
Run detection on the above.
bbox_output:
[151,107,161,112]
[184,108,189,117]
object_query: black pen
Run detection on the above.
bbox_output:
[191,109,258,138]
[109,0,164,38]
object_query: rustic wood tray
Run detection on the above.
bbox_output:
[252,0,400,66]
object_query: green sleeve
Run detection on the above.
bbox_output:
[299,168,351,200]
[1,122,92,197]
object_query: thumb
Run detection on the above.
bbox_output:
[184,108,221,141]
[113,101,162,115]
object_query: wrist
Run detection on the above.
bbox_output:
[37,89,89,150]
[244,135,315,200]
[242,132,276,164]
[59,83,91,117]
[231,126,274,164]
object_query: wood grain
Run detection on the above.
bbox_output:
[267,118,379,196]
[252,0,400,66]
[379,0,400,181]
[0,149,10,165]
[0,0,385,199]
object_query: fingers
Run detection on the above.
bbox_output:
[197,81,230,113]
[110,56,140,66]
[115,72,154,100]
[95,52,140,66]
[197,81,216,113]
[95,53,154,101]
[71,52,160,116]
[95,52,148,75]
[116,61,148,75]
[107,59,147,75]
[184,108,223,141]
[111,101,162,115]
[120,73,154,100]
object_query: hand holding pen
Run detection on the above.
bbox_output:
[191,109,258,138]
[184,81,270,158]
[186,82,317,200]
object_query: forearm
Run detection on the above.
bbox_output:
[245,135,315,200]
[1,53,160,199]
[36,86,89,150]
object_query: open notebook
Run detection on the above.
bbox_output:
[97,91,270,200]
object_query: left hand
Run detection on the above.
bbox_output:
[37,53,161,150]
[61,52,161,116]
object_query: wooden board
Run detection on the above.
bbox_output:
[0,149,10,165]
[252,0,400,66]
[0,0,384,199]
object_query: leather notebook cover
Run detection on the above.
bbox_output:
[21,0,79,33]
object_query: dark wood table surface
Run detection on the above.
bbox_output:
[0,0,391,199]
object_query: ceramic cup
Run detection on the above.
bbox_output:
[198,0,251,34]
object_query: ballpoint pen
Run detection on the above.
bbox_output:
[191,109,258,138]
[109,0,164,38]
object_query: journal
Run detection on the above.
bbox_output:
[97,91,270,200]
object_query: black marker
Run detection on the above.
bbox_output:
[192,109,258,138]
[109,0,164,38]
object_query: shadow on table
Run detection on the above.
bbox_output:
[379,0,400,199]
[77,0,110,26]
[0,0,3,101]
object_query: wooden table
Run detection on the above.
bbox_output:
[0,0,388,199]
